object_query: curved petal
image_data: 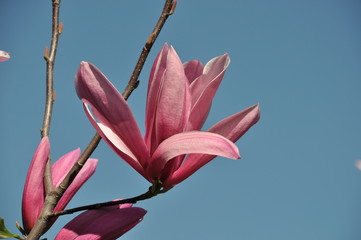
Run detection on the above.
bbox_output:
[75,62,149,165]
[55,203,146,240]
[187,54,230,131]
[147,43,169,97]
[84,104,148,178]
[54,158,98,212]
[147,46,191,153]
[164,154,215,187]
[209,104,260,142]
[166,104,260,187]
[52,149,81,188]
[22,137,50,233]
[145,43,169,150]
[34,149,98,232]
[147,131,240,181]
[183,60,204,84]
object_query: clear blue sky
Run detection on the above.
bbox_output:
[1,1,361,239]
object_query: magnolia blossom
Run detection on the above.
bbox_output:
[75,43,260,188]
[0,50,10,62]
[55,202,146,240]
[22,137,98,233]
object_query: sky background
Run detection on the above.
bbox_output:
[1,0,361,239]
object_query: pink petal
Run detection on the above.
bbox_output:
[42,149,97,231]
[187,54,230,131]
[183,60,204,84]
[0,50,10,62]
[146,46,191,154]
[75,62,149,166]
[208,104,260,142]
[55,203,146,240]
[166,104,260,187]
[164,154,214,187]
[54,158,98,212]
[147,131,240,182]
[22,137,50,233]
[86,118,148,178]
[145,43,169,150]
[52,149,81,188]
[146,43,169,106]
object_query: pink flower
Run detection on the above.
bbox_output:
[75,43,260,188]
[55,202,146,240]
[22,137,98,233]
[0,50,10,62]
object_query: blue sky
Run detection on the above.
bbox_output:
[1,1,361,239]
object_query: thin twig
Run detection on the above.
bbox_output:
[42,0,62,202]
[51,181,172,218]
[43,160,53,196]
[41,0,61,138]
[54,133,102,194]
[122,0,177,100]
[26,1,177,239]
[51,188,155,217]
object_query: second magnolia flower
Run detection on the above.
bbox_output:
[22,137,98,233]
[75,43,260,188]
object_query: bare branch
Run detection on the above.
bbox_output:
[51,187,155,217]
[122,0,177,100]
[41,0,61,138]
[41,0,62,205]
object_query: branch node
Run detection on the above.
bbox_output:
[77,160,84,167]
[169,0,177,15]
[145,32,156,49]
[134,79,140,89]
[52,91,56,101]
[58,22,63,34]
[43,47,49,61]
[16,221,27,237]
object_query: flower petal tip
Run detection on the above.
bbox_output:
[253,103,261,121]
[0,50,10,62]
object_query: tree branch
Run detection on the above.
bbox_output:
[41,0,62,202]
[122,0,177,100]
[51,187,155,218]
[41,0,61,138]
[51,181,172,218]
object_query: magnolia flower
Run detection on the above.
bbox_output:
[0,50,10,62]
[75,43,260,188]
[22,137,98,233]
[55,202,146,240]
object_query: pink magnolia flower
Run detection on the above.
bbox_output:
[75,43,260,188]
[0,50,10,62]
[55,202,146,240]
[22,137,98,233]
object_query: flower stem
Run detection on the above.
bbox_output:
[51,187,156,218]
[51,182,173,217]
